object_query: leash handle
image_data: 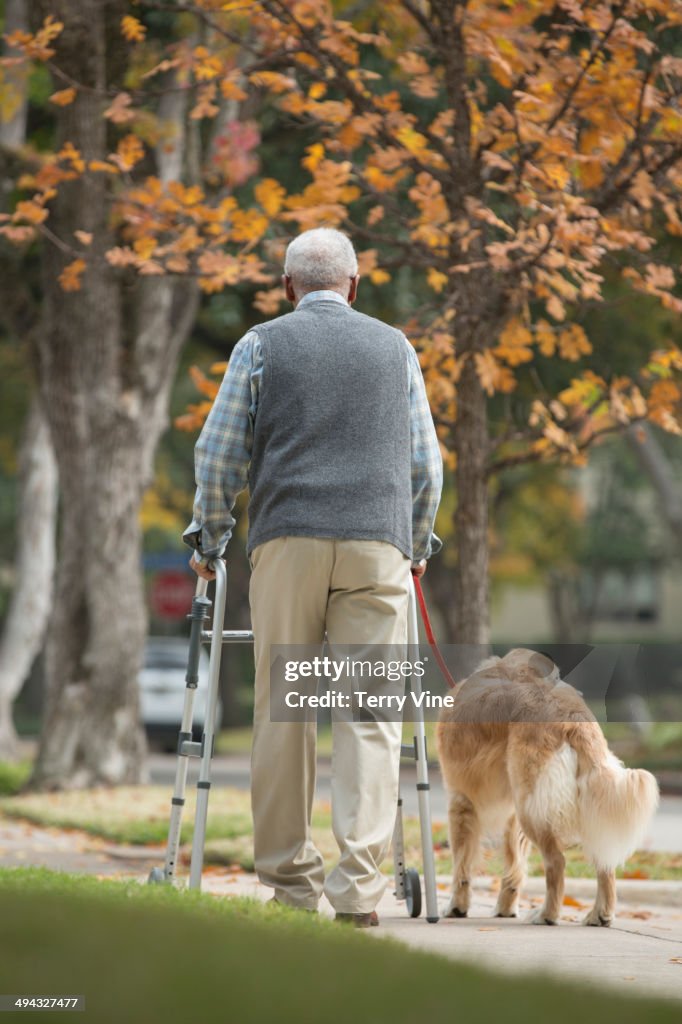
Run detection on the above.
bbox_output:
[411,573,457,690]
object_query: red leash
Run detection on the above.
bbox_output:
[412,574,457,690]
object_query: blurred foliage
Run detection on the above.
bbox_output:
[3,867,682,1024]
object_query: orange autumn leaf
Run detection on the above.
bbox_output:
[13,200,48,225]
[114,134,144,171]
[188,366,219,400]
[88,160,119,174]
[105,92,135,125]
[253,287,286,315]
[58,258,86,292]
[49,87,76,107]
[562,895,588,908]
[558,324,592,361]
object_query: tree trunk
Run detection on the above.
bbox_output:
[452,353,491,650]
[25,0,199,790]
[0,0,29,149]
[625,422,682,551]
[0,399,58,760]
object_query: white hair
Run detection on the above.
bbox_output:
[284,228,358,295]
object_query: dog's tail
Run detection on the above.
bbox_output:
[578,754,659,870]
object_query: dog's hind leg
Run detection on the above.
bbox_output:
[524,833,565,925]
[494,814,530,918]
[583,868,615,927]
[443,792,480,919]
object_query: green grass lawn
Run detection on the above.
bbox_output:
[2,781,681,881]
[0,867,679,1024]
[0,758,32,795]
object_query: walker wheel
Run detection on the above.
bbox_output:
[405,868,422,918]
[147,867,166,885]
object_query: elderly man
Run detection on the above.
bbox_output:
[184,227,442,926]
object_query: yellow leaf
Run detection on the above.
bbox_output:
[230,209,268,244]
[495,318,534,366]
[220,78,247,102]
[49,87,76,107]
[74,230,92,246]
[558,323,592,361]
[121,16,146,43]
[301,143,323,175]
[133,236,157,261]
[14,200,48,225]
[194,45,223,82]
[370,269,391,285]
[308,82,327,100]
[115,134,144,171]
[535,319,556,357]
[395,125,428,156]
[255,178,286,217]
[427,268,448,293]
[58,258,86,292]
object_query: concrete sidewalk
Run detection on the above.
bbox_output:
[1,817,681,1003]
[205,868,682,1003]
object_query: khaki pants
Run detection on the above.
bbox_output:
[248,536,411,913]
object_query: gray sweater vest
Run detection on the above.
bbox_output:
[247,299,413,559]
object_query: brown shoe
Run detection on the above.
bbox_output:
[335,910,379,928]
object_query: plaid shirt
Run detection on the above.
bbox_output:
[183,290,443,564]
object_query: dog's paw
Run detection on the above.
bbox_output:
[525,906,558,926]
[443,899,468,919]
[582,907,612,927]
[494,909,518,918]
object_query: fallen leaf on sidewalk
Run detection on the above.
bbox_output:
[619,910,652,920]
[669,958,682,965]
[562,895,588,908]
[477,927,500,931]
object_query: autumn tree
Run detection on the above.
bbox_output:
[0,0,59,761]
[169,0,682,642]
[1,3,207,788]
[4,1,682,785]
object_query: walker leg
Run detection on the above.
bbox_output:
[189,560,227,890]
[392,795,407,901]
[408,578,440,923]
[149,577,211,885]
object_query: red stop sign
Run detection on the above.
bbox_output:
[150,570,196,621]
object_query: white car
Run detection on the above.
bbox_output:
[138,637,222,752]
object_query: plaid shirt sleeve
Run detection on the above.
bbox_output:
[182,330,261,560]
[404,336,444,562]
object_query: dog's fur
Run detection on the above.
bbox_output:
[435,648,659,926]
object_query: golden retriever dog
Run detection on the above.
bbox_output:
[436,648,659,926]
